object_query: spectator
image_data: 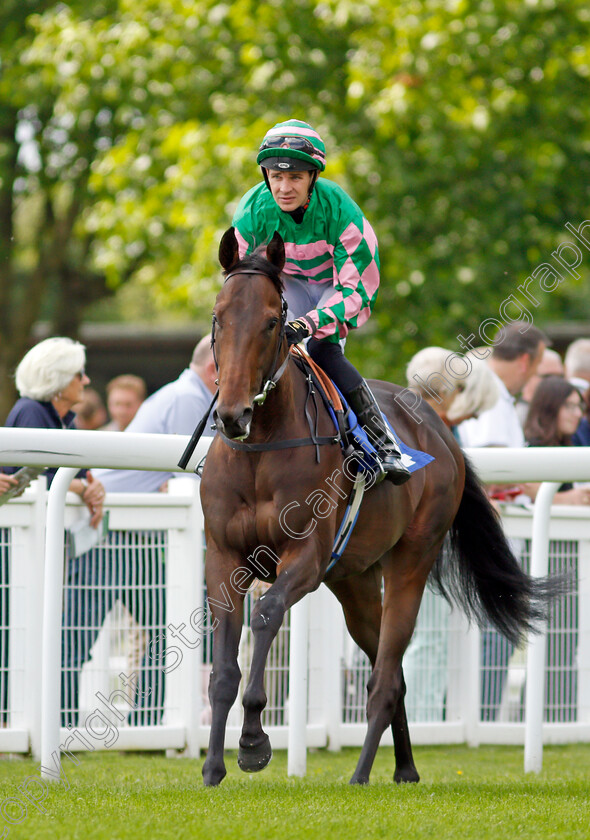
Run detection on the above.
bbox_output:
[522,375,586,722]
[62,337,217,727]
[75,388,108,431]
[457,322,547,450]
[2,337,105,526]
[94,337,217,492]
[515,347,564,427]
[102,374,147,432]
[564,337,590,395]
[523,377,590,505]
[406,346,499,432]
[456,322,547,721]
[572,387,590,447]
[403,347,499,722]
[0,337,106,727]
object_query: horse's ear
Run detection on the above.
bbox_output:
[265,231,285,273]
[219,227,240,272]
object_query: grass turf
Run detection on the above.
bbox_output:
[0,744,588,839]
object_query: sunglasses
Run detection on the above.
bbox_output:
[259,135,316,155]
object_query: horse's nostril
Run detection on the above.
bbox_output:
[215,406,253,439]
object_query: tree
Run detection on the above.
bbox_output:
[0,0,353,416]
[0,0,121,418]
[1,0,590,419]
[340,0,590,377]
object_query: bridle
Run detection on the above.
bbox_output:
[178,265,340,469]
[211,269,290,406]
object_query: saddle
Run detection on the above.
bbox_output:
[290,345,435,480]
[290,345,389,479]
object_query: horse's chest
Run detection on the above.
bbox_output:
[225,499,284,554]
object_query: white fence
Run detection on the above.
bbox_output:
[1,429,590,776]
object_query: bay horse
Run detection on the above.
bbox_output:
[199,227,558,787]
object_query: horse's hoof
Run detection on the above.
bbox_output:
[394,767,420,784]
[349,774,369,785]
[202,759,227,787]
[237,734,272,773]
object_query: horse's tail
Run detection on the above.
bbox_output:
[430,455,566,646]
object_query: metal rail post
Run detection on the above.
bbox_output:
[524,481,560,773]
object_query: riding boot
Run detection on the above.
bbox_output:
[345,381,411,485]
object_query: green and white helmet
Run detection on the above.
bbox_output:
[257,119,326,172]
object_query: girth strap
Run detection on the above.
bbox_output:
[218,430,339,452]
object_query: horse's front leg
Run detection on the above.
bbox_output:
[201,567,245,787]
[238,551,321,773]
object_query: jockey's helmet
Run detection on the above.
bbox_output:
[257,120,326,172]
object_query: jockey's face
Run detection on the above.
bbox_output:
[268,169,314,212]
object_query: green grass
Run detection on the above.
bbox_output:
[0,744,589,839]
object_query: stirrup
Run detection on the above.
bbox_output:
[379,449,411,485]
[345,380,412,485]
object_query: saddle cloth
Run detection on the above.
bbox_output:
[290,346,435,478]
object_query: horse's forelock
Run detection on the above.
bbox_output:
[223,253,284,297]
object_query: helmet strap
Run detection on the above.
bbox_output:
[307,170,318,201]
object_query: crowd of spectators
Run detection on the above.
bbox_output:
[404,324,590,723]
[0,335,216,728]
[1,323,589,729]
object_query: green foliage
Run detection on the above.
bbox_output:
[341,0,590,378]
[2,0,590,396]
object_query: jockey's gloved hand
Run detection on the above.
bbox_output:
[285,319,311,346]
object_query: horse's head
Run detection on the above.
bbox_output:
[212,227,287,440]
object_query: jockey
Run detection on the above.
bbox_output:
[232,118,410,485]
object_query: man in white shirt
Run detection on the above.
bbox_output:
[458,322,547,449]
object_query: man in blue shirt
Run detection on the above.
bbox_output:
[94,336,217,492]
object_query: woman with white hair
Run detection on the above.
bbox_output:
[406,346,499,433]
[2,337,105,526]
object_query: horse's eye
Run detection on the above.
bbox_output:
[267,318,279,331]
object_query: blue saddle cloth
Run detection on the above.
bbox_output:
[329,387,435,478]
[323,389,435,571]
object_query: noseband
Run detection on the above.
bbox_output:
[211,269,290,406]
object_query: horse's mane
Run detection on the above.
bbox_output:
[223,252,284,297]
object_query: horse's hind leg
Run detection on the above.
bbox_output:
[349,544,441,786]
[328,566,419,784]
